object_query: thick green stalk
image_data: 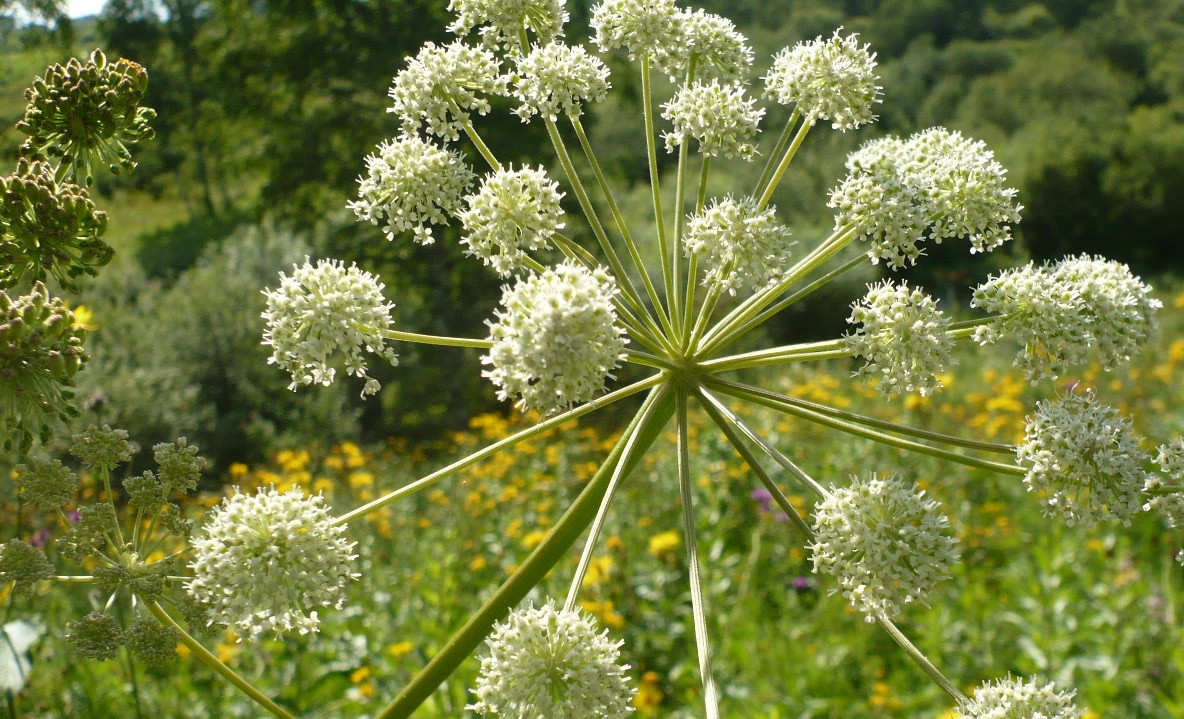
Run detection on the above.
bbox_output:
[334,374,663,525]
[752,108,800,200]
[707,377,1026,475]
[461,121,500,170]
[146,602,296,719]
[375,388,675,719]
[565,386,670,609]
[384,330,491,349]
[700,339,851,372]
[876,615,967,704]
[676,393,721,719]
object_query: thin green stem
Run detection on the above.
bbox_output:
[461,121,500,170]
[570,118,671,332]
[145,602,296,719]
[565,386,670,610]
[696,156,711,212]
[700,338,850,372]
[876,615,967,704]
[697,390,815,534]
[752,109,799,198]
[641,56,672,317]
[698,388,830,500]
[707,378,1026,475]
[676,392,721,719]
[671,139,690,338]
[544,118,670,339]
[381,331,487,350]
[334,374,663,525]
[375,388,675,719]
[756,115,811,211]
[714,253,867,352]
[699,226,859,355]
[624,349,680,371]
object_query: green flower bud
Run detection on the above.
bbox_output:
[0,539,52,596]
[125,616,179,668]
[13,458,78,509]
[65,611,124,661]
[153,438,204,494]
[70,425,134,473]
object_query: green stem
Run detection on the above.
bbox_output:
[876,615,967,704]
[698,388,829,500]
[696,156,712,212]
[700,339,850,372]
[756,115,811,211]
[707,377,1026,475]
[374,388,675,719]
[752,109,799,199]
[676,392,721,719]
[699,391,815,538]
[382,330,482,350]
[461,121,500,170]
[544,118,670,341]
[712,253,866,353]
[565,386,670,610]
[671,138,690,337]
[146,602,296,719]
[570,117,671,334]
[334,374,663,525]
[699,226,859,355]
[641,56,672,317]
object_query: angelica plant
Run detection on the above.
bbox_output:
[243,2,1183,717]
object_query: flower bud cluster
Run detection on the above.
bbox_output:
[1017,392,1150,526]
[125,616,180,667]
[388,41,509,142]
[843,280,954,397]
[448,0,568,51]
[972,255,1160,381]
[262,258,398,398]
[1145,438,1184,550]
[656,8,752,83]
[469,601,635,718]
[17,49,155,183]
[830,128,1021,268]
[590,0,678,60]
[459,165,565,277]
[512,43,610,122]
[662,80,764,159]
[0,159,110,290]
[764,29,881,130]
[13,457,78,509]
[0,539,52,596]
[483,262,627,414]
[0,282,88,452]
[66,611,124,660]
[350,134,475,245]
[683,196,794,295]
[810,473,959,620]
[953,676,1083,719]
[186,486,359,641]
[69,424,134,473]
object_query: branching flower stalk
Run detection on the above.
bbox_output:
[248,1,1180,717]
[7,5,1179,719]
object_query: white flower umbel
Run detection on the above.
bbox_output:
[895,127,1022,254]
[186,486,359,641]
[483,262,627,414]
[810,473,959,621]
[590,0,677,60]
[683,196,795,296]
[469,601,635,719]
[448,0,567,51]
[655,8,752,83]
[764,29,881,131]
[954,676,1083,719]
[973,255,1161,382]
[662,80,764,160]
[1017,392,1151,527]
[460,165,566,277]
[831,129,1021,268]
[843,280,954,397]
[388,41,509,142]
[512,43,610,122]
[262,258,398,398]
[349,134,475,245]
[1148,438,1184,564]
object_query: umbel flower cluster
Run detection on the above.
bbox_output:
[245,0,1184,717]
[5,4,1180,719]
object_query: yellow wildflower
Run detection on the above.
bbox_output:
[387,641,414,659]
[648,530,681,558]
